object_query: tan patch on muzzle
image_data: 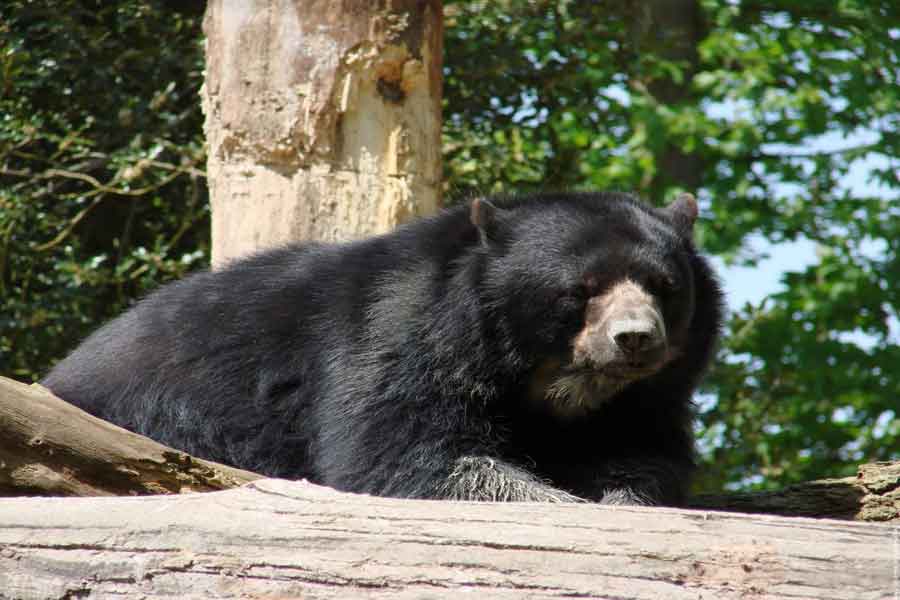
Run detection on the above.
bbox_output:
[573,279,667,369]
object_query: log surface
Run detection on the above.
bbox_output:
[0,478,895,600]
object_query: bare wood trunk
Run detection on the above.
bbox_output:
[0,478,895,599]
[0,377,259,497]
[202,0,443,267]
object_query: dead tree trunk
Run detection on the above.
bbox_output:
[0,379,897,597]
[202,0,443,266]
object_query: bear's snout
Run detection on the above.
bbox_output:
[573,279,668,373]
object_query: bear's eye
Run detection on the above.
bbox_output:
[583,274,600,297]
[658,273,681,294]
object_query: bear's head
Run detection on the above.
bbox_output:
[471,192,717,418]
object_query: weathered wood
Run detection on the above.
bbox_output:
[0,478,894,599]
[0,377,260,497]
[691,462,900,522]
[202,0,443,267]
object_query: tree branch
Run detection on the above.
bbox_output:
[690,463,900,522]
[0,376,259,496]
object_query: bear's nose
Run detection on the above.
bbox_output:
[614,330,655,354]
[608,319,664,360]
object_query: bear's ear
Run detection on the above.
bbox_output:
[665,192,698,236]
[470,197,507,246]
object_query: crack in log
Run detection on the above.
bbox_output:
[3,543,182,553]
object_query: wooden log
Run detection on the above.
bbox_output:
[0,376,260,496]
[0,478,895,599]
[690,461,900,522]
[1,376,897,597]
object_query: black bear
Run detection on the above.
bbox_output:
[43,191,722,505]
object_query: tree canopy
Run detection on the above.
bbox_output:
[2,0,897,493]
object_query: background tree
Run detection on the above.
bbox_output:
[2,0,897,494]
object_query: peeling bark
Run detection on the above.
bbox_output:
[202,0,443,267]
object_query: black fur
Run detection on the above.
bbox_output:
[43,192,723,505]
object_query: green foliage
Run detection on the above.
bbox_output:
[1,1,209,378]
[443,1,641,195]
[695,0,900,490]
[2,0,897,492]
